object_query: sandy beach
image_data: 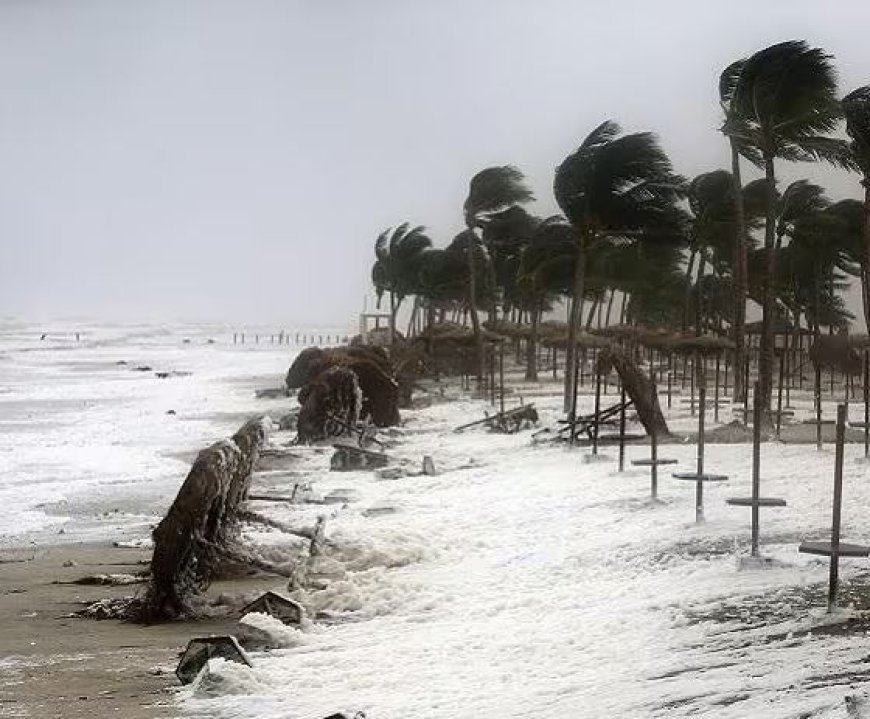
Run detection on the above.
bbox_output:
[0,542,280,719]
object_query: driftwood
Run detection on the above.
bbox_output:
[139,418,267,622]
[453,404,538,434]
[597,347,669,438]
[331,443,390,471]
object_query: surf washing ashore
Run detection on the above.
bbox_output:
[5,319,870,718]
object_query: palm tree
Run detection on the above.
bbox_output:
[553,120,686,410]
[842,86,870,330]
[518,216,575,380]
[372,223,433,344]
[727,40,852,414]
[719,59,759,402]
[462,167,534,385]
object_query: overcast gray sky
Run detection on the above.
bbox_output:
[1,0,868,326]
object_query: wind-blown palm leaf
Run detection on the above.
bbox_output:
[463,166,534,228]
[732,41,851,167]
[844,85,870,178]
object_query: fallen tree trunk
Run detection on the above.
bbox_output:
[139,418,268,622]
[597,347,670,438]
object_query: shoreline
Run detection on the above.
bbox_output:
[0,541,278,719]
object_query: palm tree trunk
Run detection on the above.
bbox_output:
[862,183,870,333]
[585,296,599,331]
[564,235,587,412]
[730,140,748,404]
[695,247,707,335]
[389,291,397,347]
[605,288,615,327]
[758,155,778,416]
[466,232,485,386]
[526,303,540,381]
[682,246,698,332]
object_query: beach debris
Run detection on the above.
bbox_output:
[241,591,304,625]
[255,387,287,399]
[132,365,153,372]
[297,367,362,443]
[62,573,145,586]
[176,636,251,685]
[155,370,192,379]
[287,345,400,428]
[330,444,389,471]
[422,455,436,475]
[453,403,538,434]
[136,418,271,621]
[362,503,397,517]
[376,467,406,480]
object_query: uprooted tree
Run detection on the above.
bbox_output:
[117,417,283,622]
[596,346,670,438]
[287,345,401,442]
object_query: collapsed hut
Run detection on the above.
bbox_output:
[286,345,400,441]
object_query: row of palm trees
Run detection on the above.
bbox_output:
[371,40,870,418]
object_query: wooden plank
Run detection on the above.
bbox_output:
[726,497,787,507]
[799,541,870,558]
[672,472,729,482]
[632,458,678,467]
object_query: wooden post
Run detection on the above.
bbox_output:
[816,364,823,451]
[618,385,627,472]
[696,385,706,523]
[667,354,673,409]
[690,354,696,417]
[489,346,496,406]
[776,349,785,438]
[592,369,602,456]
[751,381,762,557]
[714,355,721,423]
[499,342,505,416]
[828,403,847,613]
[744,356,750,408]
[723,352,729,397]
[865,350,869,460]
[569,351,581,448]
[650,417,659,500]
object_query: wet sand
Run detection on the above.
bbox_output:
[0,543,276,719]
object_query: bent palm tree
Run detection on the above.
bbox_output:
[372,223,433,344]
[729,40,853,414]
[554,120,686,410]
[462,166,534,384]
[843,86,870,330]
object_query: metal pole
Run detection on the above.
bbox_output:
[696,384,706,523]
[828,403,847,613]
[751,380,762,557]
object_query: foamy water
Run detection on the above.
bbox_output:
[0,319,317,545]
